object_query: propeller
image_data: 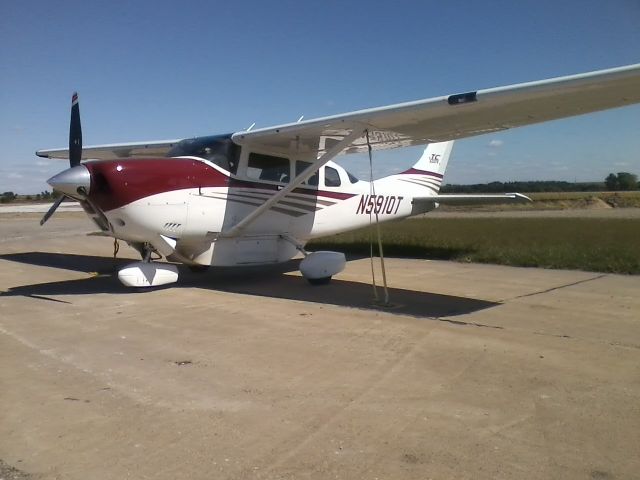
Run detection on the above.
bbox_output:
[40,195,65,226]
[40,92,84,226]
[69,92,82,167]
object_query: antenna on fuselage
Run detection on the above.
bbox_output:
[246,122,256,131]
[297,115,304,123]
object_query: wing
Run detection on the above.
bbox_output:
[231,63,640,157]
[37,64,639,161]
[36,139,183,160]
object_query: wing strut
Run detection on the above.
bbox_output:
[222,128,365,237]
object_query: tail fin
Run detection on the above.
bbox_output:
[406,141,454,176]
[398,141,454,193]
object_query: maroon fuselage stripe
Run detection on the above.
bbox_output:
[85,158,356,211]
[229,178,356,200]
[400,168,444,178]
[85,158,228,211]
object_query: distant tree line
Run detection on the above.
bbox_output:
[441,181,605,194]
[442,173,639,193]
[604,172,639,191]
[0,190,57,203]
[1,191,17,203]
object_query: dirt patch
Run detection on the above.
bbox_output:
[0,459,33,480]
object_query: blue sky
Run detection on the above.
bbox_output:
[1,0,639,193]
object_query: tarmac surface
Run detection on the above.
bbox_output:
[1,213,639,479]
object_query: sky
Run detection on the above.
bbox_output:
[1,0,639,193]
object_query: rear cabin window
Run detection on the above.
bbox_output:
[295,161,319,187]
[247,153,290,183]
[324,166,341,187]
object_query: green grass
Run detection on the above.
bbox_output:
[308,217,640,274]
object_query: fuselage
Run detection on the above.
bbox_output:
[60,135,441,267]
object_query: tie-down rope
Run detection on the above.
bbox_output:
[366,130,390,305]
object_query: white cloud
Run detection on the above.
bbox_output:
[36,160,51,166]
[488,139,504,148]
[8,172,24,179]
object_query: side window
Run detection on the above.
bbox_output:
[247,153,290,183]
[324,166,341,187]
[295,161,319,187]
[347,171,359,183]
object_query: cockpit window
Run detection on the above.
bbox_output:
[347,171,359,183]
[247,153,290,183]
[295,161,319,187]
[167,134,240,174]
[324,166,341,187]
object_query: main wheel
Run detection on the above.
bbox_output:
[307,276,332,286]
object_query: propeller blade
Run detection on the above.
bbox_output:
[40,195,65,226]
[69,92,82,168]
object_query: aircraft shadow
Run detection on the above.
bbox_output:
[0,252,499,318]
[0,251,134,273]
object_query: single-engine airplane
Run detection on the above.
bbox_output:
[37,63,640,287]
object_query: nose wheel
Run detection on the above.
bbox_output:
[116,242,179,287]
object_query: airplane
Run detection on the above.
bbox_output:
[36,63,640,288]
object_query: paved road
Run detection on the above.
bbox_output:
[1,214,639,479]
[0,202,83,213]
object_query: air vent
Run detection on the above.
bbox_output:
[164,222,182,231]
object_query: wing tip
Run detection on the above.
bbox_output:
[511,193,533,203]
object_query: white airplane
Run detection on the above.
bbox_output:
[37,64,640,287]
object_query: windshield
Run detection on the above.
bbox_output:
[168,134,240,174]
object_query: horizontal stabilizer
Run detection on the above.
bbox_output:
[415,193,532,206]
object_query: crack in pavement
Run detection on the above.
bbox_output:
[500,274,607,302]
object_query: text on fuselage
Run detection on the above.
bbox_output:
[356,195,404,215]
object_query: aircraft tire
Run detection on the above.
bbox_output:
[307,276,332,286]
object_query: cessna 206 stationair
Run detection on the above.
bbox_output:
[37,63,640,287]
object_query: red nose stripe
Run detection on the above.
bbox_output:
[85,158,228,211]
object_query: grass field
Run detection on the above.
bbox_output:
[308,217,640,274]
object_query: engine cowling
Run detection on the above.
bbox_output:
[299,251,346,282]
